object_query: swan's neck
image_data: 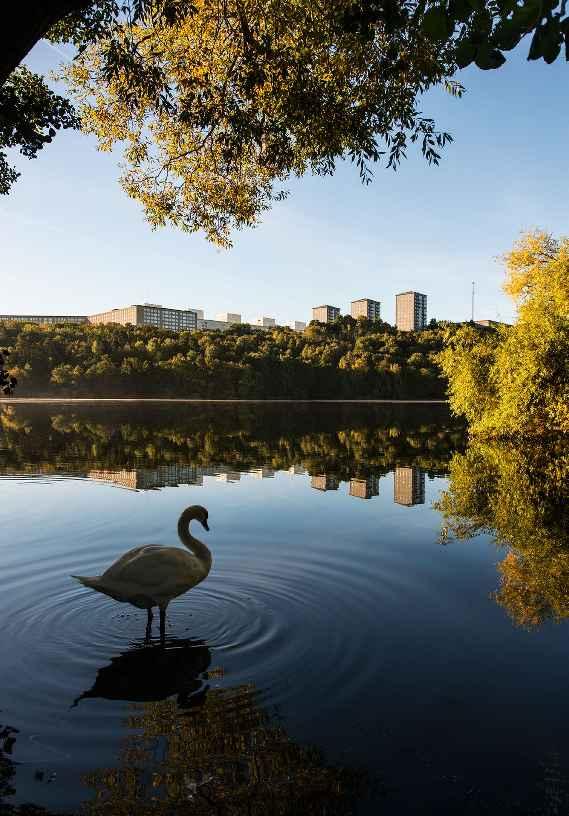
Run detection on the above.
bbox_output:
[177,513,212,571]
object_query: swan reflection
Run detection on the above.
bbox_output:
[73,637,211,708]
[73,505,211,640]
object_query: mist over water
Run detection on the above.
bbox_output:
[1,403,568,815]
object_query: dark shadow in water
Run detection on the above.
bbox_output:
[73,637,211,708]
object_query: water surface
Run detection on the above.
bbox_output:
[1,403,568,814]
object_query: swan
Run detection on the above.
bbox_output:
[72,505,211,639]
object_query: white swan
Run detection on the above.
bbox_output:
[73,505,211,638]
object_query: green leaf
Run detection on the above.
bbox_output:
[448,0,473,23]
[455,39,477,68]
[475,46,507,69]
[493,19,524,51]
[421,6,451,40]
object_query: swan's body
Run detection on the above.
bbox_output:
[73,505,211,638]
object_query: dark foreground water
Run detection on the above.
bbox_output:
[0,403,568,815]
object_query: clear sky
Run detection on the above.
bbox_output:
[1,39,568,326]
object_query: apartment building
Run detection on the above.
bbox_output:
[216,312,242,324]
[350,298,381,321]
[312,305,341,323]
[0,314,88,325]
[393,466,426,506]
[395,291,427,331]
[255,316,276,328]
[89,303,198,331]
[290,321,307,332]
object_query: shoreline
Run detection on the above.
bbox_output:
[0,397,448,404]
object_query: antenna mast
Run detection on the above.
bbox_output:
[471,281,475,322]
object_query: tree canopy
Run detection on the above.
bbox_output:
[0,316,447,399]
[438,230,569,437]
[1,2,568,243]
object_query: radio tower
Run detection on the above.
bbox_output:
[471,281,475,322]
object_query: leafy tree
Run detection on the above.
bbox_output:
[438,230,569,437]
[2,2,568,241]
[0,349,17,395]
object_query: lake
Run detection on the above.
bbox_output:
[1,402,568,815]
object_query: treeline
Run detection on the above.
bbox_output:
[0,318,449,399]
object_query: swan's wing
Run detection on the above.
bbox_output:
[105,547,204,588]
[102,545,168,580]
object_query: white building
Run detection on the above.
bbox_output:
[255,316,276,328]
[216,312,241,324]
[290,321,306,332]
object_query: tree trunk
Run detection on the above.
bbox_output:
[0,0,93,86]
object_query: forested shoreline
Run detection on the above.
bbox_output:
[0,318,452,399]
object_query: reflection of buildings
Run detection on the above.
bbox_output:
[216,471,242,482]
[311,474,340,491]
[249,467,275,479]
[288,465,307,476]
[393,466,425,506]
[88,465,203,491]
[349,476,380,500]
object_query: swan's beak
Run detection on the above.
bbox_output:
[202,519,210,532]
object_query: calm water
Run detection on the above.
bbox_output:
[1,403,568,815]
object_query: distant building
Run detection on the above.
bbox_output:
[217,312,242,324]
[255,316,276,328]
[393,466,425,506]
[395,292,427,331]
[89,304,198,331]
[351,298,381,322]
[311,474,340,491]
[312,305,341,323]
[349,476,380,500]
[475,319,511,329]
[290,321,307,332]
[197,318,231,331]
[0,314,88,325]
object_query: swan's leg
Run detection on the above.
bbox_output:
[159,605,167,643]
[145,607,153,642]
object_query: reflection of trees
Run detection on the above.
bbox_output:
[83,685,363,816]
[0,404,465,483]
[436,440,569,627]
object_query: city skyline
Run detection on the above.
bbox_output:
[3,44,568,327]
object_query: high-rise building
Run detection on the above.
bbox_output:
[350,298,381,321]
[395,292,427,331]
[89,304,198,331]
[393,466,425,506]
[0,314,88,325]
[312,305,341,323]
[349,476,380,499]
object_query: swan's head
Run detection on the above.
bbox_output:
[187,504,209,531]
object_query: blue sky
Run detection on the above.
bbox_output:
[1,39,568,326]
